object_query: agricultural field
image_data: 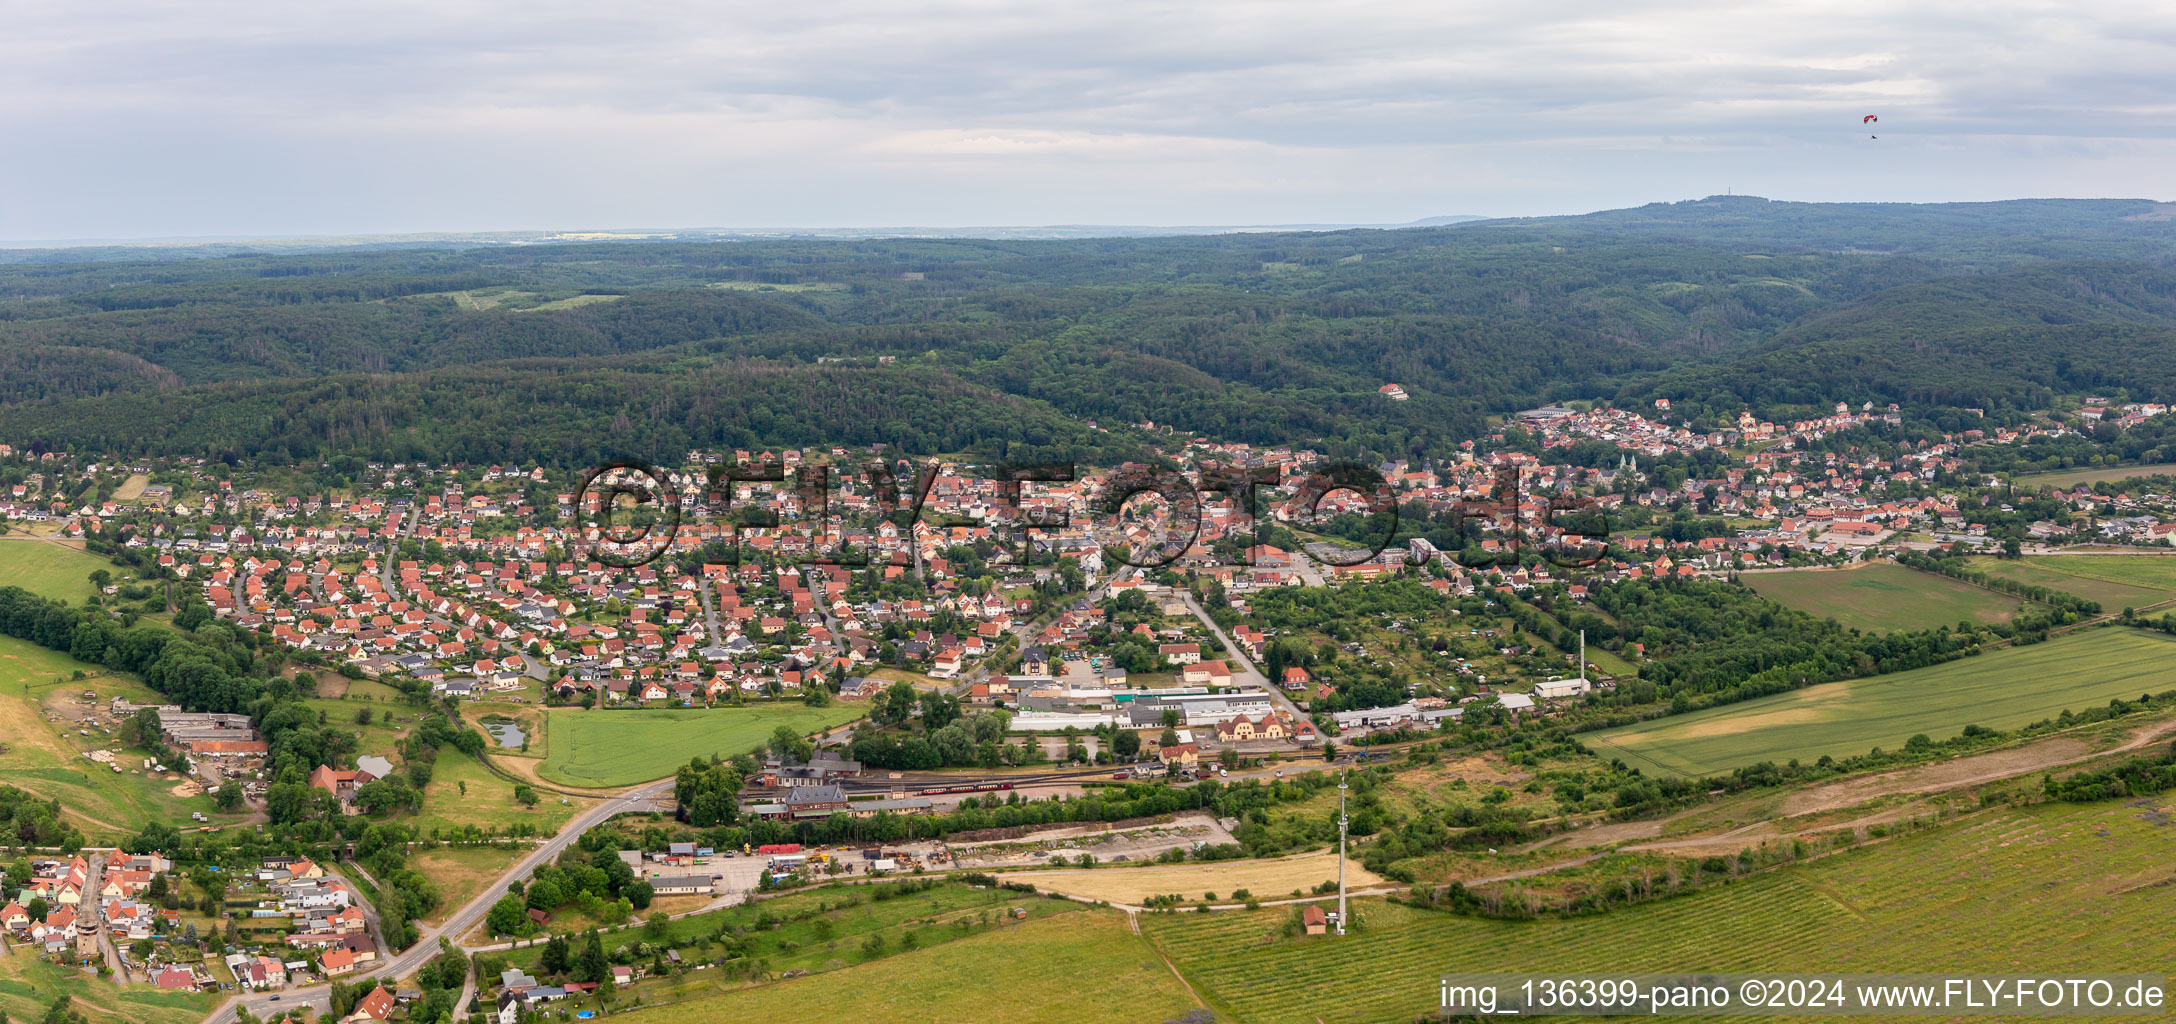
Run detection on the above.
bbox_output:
[709,280,848,292]
[626,909,1198,1024]
[1145,799,2176,1024]
[1029,848,1383,905]
[0,538,119,603]
[1581,629,2176,778]
[111,472,151,500]
[1968,554,2176,611]
[1746,562,2027,632]
[2009,461,2176,488]
[0,634,230,835]
[537,704,865,787]
[413,748,594,836]
[435,287,626,312]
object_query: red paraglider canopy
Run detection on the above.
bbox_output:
[1863,114,1879,123]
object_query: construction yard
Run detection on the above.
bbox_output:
[948,812,1239,870]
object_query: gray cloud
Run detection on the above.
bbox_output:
[4,0,2173,238]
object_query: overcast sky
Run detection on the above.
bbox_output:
[6,0,2174,240]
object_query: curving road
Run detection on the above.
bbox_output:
[199,779,674,1024]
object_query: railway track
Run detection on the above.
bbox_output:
[834,766,1143,795]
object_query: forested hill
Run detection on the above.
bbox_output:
[0,195,2171,467]
[1471,195,2176,264]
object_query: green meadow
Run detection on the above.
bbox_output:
[1581,629,2176,778]
[538,704,865,786]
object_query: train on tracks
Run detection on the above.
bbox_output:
[917,781,1017,796]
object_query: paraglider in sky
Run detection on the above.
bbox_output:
[1865,113,1878,138]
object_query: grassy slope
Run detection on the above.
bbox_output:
[622,910,1197,1024]
[500,881,1075,969]
[0,538,114,603]
[1969,554,2176,611]
[2009,462,2176,487]
[1582,629,2176,778]
[1746,562,2025,633]
[0,953,216,1024]
[538,705,864,787]
[1145,800,2176,1024]
[0,634,228,834]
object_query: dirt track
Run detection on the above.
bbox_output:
[1525,716,2176,857]
[1781,717,2176,815]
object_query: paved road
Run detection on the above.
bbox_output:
[1286,549,1329,587]
[1178,590,1308,722]
[199,780,675,1024]
[376,507,408,591]
[80,853,126,980]
[697,571,725,643]
[945,570,1118,698]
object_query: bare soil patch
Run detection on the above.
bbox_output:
[949,812,1236,869]
[1522,818,1665,852]
[1672,707,1828,739]
[1781,731,2133,817]
[1028,848,1381,905]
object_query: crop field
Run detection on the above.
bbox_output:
[1029,848,1383,904]
[709,280,848,292]
[435,288,626,312]
[1581,629,2176,778]
[1145,799,2176,1024]
[631,910,1199,1024]
[1968,555,2176,611]
[0,538,116,603]
[2010,462,2176,488]
[1746,562,2026,632]
[538,705,865,786]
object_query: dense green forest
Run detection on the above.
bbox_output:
[2,195,2172,465]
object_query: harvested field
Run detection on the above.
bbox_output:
[1028,848,1382,905]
